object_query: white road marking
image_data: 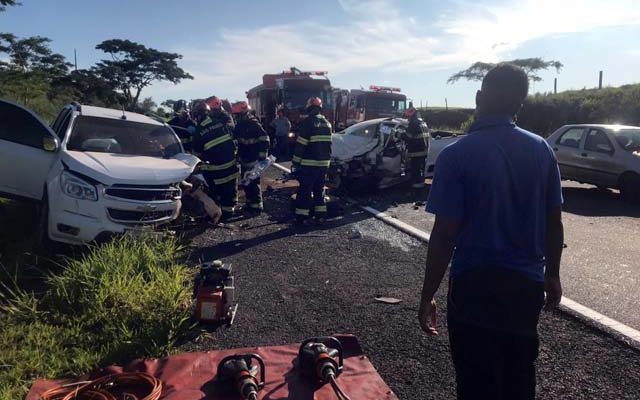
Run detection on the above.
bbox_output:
[273,162,640,347]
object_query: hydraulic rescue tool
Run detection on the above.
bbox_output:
[215,353,266,400]
[295,336,351,400]
[194,260,237,324]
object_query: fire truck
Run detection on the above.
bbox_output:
[246,67,334,147]
[333,85,407,129]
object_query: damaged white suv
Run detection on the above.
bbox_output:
[0,100,200,245]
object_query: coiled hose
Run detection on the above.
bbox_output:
[40,372,162,400]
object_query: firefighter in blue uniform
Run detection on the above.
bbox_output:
[292,97,332,225]
[403,107,429,189]
[192,97,238,221]
[168,100,197,152]
[232,101,270,215]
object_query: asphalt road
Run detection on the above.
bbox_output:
[183,168,640,399]
[353,179,640,331]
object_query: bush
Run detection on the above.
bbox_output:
[518,84,640,136]
[0,236,195,398]
[422,108,474,131]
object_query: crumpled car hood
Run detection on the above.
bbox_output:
[62,151,200,186]
[331,133,379,163]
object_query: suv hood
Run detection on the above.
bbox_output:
[62,151,200,186]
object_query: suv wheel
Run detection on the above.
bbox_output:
[619,173,640,204]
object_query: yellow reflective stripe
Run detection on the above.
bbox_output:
[309,135,332,143]
[200,159,237,171]
[314,205,327,212]
[292,155,302,163]
[296,136,309,145]
[221,206,235,212]
[407,150,428,158]
[213,171,240,185]
[259,135,269,142]
[295,208,310,216]
[248,202,263,209]
[204,134,233,150]
[300,159,330,167]
[201,117,212,126]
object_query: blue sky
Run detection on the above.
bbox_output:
[2,0,640,108]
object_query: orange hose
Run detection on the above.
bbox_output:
[40,372,162,400]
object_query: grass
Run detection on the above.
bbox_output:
[0,235,196,399]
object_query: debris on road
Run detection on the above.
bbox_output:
[375,297,403,304]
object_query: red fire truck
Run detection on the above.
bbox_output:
[246,67,334,147]
[334,85,407,129]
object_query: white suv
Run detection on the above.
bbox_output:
[0,100,200,244]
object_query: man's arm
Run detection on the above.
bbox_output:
[544,206,564,310]
[418,215,461,334]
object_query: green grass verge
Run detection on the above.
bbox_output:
[0,236,195,399]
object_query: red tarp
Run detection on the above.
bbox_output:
[27,335,397,400]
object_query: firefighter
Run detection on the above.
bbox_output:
[403,107,429,189]
[192,97,239,221]
[292,97,332,225]
[232,101,270,215]
[168,100,197,152]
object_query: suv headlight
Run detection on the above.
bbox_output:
[61,171,98,201]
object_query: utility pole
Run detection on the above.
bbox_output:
[74,48,78,71]
[554,78,557,94]
[420,99,423,109]
[445,98,448,110]
[598,70,603,89]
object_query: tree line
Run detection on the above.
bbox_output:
[0,4,192,121]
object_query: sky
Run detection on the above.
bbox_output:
[2,0,640,108]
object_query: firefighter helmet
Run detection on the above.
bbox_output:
[173,99,189,113]
[205,96,222,110]
[192,100,210,121]
[231,101,251,114]
[306,97,322,109]
[403,107,417,119]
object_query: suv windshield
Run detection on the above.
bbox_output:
[614,129,640,153]
[67,116,182,157]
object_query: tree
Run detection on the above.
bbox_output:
[0,33,71,112]
[93,39,193,111]
[0,33,70,78]
[161,99,177,110]
[137,97,157,114]
[0,0,20,12]
[447,58,563,84]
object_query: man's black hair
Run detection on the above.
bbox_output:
[479,63,529,116]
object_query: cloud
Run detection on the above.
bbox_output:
[149,0,640,101]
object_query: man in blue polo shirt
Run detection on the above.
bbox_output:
[418,63,564,400]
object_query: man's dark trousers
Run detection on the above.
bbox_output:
[447,268,544,400]
[294,167,327,220]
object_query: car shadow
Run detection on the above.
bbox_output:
[562,185,640,218]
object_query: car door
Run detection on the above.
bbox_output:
[0,100,60,200]
[579,128,620,187]
[551,127,586,180]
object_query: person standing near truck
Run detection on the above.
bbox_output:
[271,108,291,158]
[292,97,332,225]
[168,100,197,152]
[232,101,270,215]
[192,97,239,221]
[417,63,564,400]
[403,107,429,189]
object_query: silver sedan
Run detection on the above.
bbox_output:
[546,124,640,202]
